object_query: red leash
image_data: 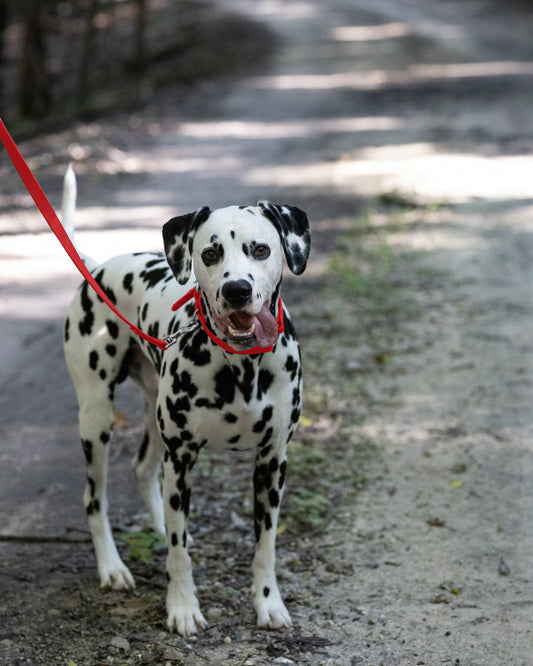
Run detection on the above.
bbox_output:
[0,119,168,350]
[0,119,282,355]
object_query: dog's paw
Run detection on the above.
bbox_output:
[167,601,208,636]
[99,564,135,591]
[255,595,292,630]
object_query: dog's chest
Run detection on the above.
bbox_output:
[158,343,301,452]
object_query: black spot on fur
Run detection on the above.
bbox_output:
[137,432,149,462]
[140,266,169,289]
[105,344,117,357]
[225,412,238,423]
[214,365,236,404]
[79,282,94,336]
[284,355,298,381]
[64,317,70,342]
[106,319,119,339]
[254,463,272,495]
[172,370,198,399]
[99,369,107,380]
[166,396,189,429]
[86,499,100,515]
[179,328,211,367]
[182,488,191,517]
[169,494,180,511]
[279,461,286,489]
[263,586,270,597]
[253,406,274,433]
[81,439,93,464]
[94,269,117,305]
[259,427,273,449]
[165,436,183,453]
[292,387,300,406]
[123,273,134,294]
[171,532,178,547]
[257,369,274,400]
[100,432,110,444]
[89,350,98,370]
[269,488,280,508]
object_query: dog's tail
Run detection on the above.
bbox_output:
[61,163,98,271]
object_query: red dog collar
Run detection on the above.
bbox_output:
[172,287,284,355]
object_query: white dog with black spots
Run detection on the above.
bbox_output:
[63,171,311,636]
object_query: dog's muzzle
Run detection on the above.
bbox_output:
[214,281,279,348]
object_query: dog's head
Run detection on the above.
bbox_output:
[163,203,310,350]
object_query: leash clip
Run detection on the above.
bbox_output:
[163,313,199,349]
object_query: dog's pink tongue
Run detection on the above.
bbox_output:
[234,305,278,347]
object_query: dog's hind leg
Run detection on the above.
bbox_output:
[129,353,165,535]
[77,383,135,590]
[65,299,137,590]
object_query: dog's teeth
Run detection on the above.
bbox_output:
[228,323,255,337]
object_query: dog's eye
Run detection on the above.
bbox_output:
[253,244,270,260]
[201,248,219,265]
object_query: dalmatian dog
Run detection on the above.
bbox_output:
[63,173,310,636]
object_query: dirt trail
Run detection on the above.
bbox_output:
[2,0,533,664]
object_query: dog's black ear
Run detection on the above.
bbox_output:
[258,201,311,275]
[163,207,211,284]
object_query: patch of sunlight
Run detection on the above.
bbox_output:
[247,141,533,204]
[330,21,465,42]
[179,116,403,140]
[247,61,533,92]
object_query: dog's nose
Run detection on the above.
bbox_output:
[222,280,253,308]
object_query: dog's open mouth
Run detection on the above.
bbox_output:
[213,304,279,348]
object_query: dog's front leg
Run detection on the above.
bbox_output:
[252,444,292,630]
[162,444,207,636]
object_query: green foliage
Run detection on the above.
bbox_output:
[118,529,166,565]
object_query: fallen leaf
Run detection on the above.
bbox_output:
[427,517,446,527]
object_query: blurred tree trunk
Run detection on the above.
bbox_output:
[0,0,7,105]
[77,0,98,107]
[134,0,147,71]
[18,0,51,117]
